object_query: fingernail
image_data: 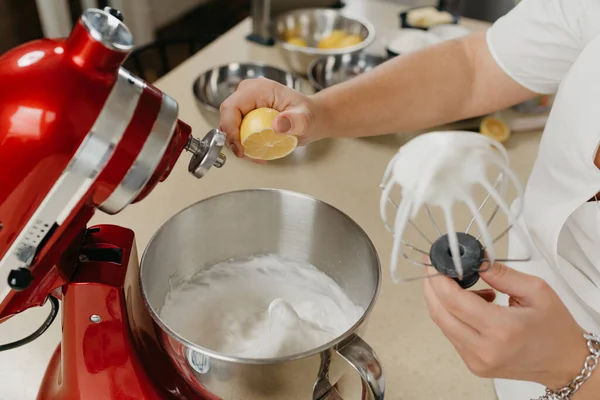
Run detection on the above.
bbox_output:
[230,144,239,157]
[276,116,291,134]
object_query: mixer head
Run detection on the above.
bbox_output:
[380,131,531,288]
[0,7,226,319]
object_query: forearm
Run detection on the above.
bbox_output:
[311,30,538,139]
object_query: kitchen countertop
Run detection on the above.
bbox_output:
[0,1,543,399]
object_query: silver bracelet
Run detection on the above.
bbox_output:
[534,333,600,400]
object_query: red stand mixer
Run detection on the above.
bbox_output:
[0,7,227,399]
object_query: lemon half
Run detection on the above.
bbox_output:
[287,37,307,47]
[317,30,347,49]
[480,116,511,143]
[338,34,363,48]
[240,108,298,161]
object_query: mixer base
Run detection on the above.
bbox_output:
[36,225,216,400]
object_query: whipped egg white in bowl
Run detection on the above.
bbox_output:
[139,189,385,399]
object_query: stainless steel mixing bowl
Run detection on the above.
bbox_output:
[308,53,387,91]
[140,189,384,400]
[192,63,313,127]
[274,8,375,75]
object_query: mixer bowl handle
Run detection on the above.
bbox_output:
[313,334,385,400]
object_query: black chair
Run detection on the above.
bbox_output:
[123,37,206,82]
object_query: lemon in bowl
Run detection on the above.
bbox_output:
[338,34,363,48]
[273,8,375,75]
[240,108,298,161]
[286,37,308,47]
[317,30,348,49]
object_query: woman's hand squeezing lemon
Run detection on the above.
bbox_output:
[219,79,322,163]
[239,108,298,161]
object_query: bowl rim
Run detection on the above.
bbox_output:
[191,62,307,114]
[139,188,382,365]
[307,53,388,91]
[273,8,376,56]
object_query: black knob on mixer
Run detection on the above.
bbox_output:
[104,7,124,22]
[8,268,33,291]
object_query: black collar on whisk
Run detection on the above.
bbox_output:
[429,232,485,289]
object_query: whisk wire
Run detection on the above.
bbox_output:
[461,189,496,266]
[492,226,512,245]
[401,241,431,256]
[475,255,532,273]
[390,196,413,283]
[383,188,434,244]
[442,204,464,279]
[402,251,433,267]
[480,180,515,230]
[465,173,504,235]
[483,257,531,263]
[425,205,443,237]
[408,220,434,245]
[487,152,526,217]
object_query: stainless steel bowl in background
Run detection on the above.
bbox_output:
[274,8,375,76]
[192,63,314,127]
[308,53,387,91]
[140,189,384,400]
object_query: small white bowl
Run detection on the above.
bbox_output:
[386,29,440,57]
[429,24,471,41]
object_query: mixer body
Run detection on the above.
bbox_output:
[36,224,218,399]
[0,8,225,321]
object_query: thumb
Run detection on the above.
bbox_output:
[273,107,311,136]
[479,262,535,302]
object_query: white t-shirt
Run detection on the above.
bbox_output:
[488,0,600,94]
[487,0,600,398]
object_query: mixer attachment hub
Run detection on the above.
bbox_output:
[429,232,484,289]
[186,129,227,179]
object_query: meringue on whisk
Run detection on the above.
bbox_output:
[380,131,530,288]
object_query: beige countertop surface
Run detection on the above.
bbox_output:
[0,1,543,399]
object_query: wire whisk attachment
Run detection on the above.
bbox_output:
[380,131,531,288]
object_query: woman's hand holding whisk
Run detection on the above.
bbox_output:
[423,261,599,396]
